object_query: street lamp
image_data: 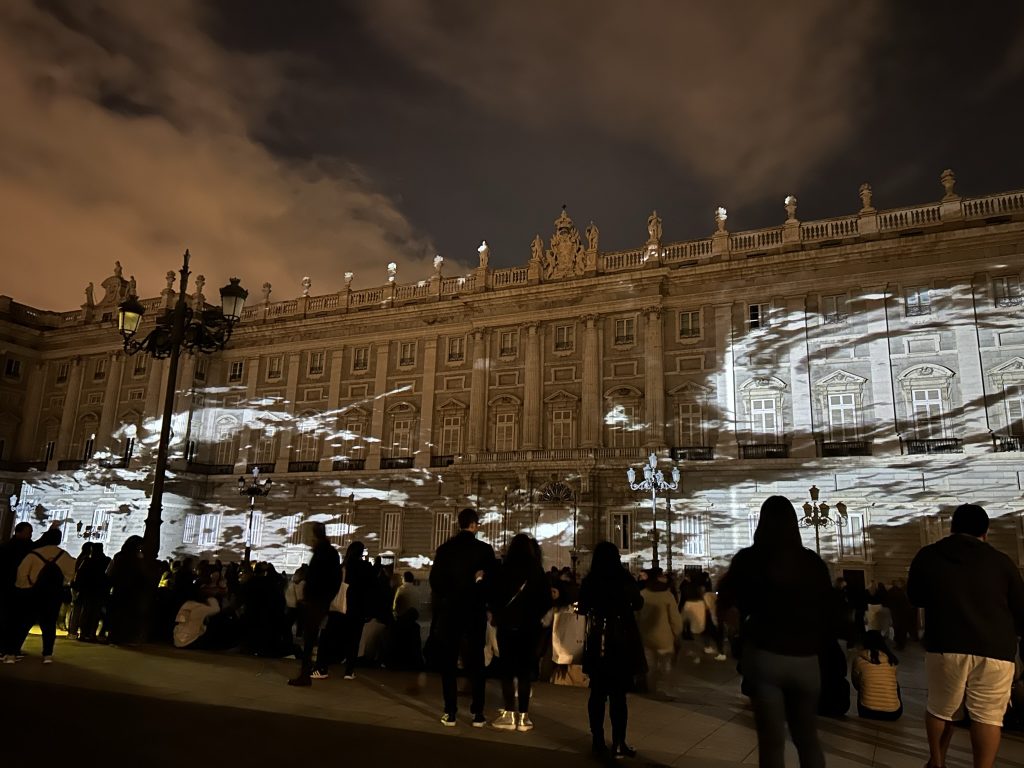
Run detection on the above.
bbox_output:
[237,467,272,564]
[801,484,848,555]
[117,249,248,561]
[626,453,680,571]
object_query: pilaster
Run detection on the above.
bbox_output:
[415,337,439,468]
[14,362,46,460]
[366,342,390,469]
[643,307,666,449]
[467,330,489,453]
[96,352,125,455]
[52,357,84,468]
[581,316,602,448]
[522,323,542,449]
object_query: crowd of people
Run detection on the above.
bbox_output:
[2,498,1023,768]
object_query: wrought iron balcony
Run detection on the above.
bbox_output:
[671,446,714,461]
[57,459,87,471]
[288,461,320,473]
[906,438,963,455]
[740,443,789,459]
[430,454,456,467]
[819,440,872,457]
[247,462,275,474]
[499,347,517,356]
[996,296,1024,308]
[905,305,931,317]
[554,341,574,351]
[332,458,366,471]
[186,461,235,475]
[0,460,47,472]
[381,456,414,470]
[995,434,1024,452]
[614,335,635,345]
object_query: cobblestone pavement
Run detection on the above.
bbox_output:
[3,636,1024,767]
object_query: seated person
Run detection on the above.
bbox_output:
[852,630,902,721]
[173,594,222,649]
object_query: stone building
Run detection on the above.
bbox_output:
[2,170,1024,589]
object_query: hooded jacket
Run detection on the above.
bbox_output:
[907,533,1024,661]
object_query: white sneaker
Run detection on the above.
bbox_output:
[42,656,53,665]
[492,710,516,731]
[343,674,356,680]
[516,712,534,732]
[715,653,728,662]
[703,646,716,655]
[310,670,328,679]
[1,655,15,664]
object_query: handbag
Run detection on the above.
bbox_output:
[330,566,348,614]
[552,607,586,664]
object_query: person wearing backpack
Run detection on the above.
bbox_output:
[13,528,76,663]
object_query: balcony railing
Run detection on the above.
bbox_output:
[332,458,366,471]
[994,434,1024,452]
[905,438,963,455]
[905,305,931,317]
[819,440,872,457]
[288,461,320,473]
[430,454,456,467]
[995,296,1024,308]
[57,459,87,471]
[100,457,130,469]
[740,443,789,459]
[554,341,574,351]
[381,456,414,470]
[0,460,47,472]
[247,462,276,474]
[186,462,235,475]
[671,446,714,461]
[614,336,635,345]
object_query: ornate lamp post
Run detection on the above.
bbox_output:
[626,453,680,571]
[117,249,248,561]
[237,467,272,564]
[801,484,848,555]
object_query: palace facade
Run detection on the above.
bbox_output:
[2,170,1024,586]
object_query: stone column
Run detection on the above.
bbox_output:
[14,362,46,460]
[467,330,489,453]
[53,357,85,467]
[415,337,439,468]
[235,355,260,473]
[274,353,302,473]
[952,282,989,452]
[644,308,666,449]
[861,286,901,455]
[713,303,737,458]
[96,352,125,455]
[367,342,390,469]
[522,323,542,449]
[786,296,816,457]
[319,350,345,472]
[581,316,602,448]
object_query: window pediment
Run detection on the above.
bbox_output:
[739,376,787,393]
[437,398,467,411]
[544,389,578,404]
[668,381,712,399]
[604,385,642,399]
[386,401,417,414]
[813,370,867,393]
[488,394,521,408]
[990,357,1024,387]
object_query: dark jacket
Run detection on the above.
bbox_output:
[342,557,375,619]
[490,562,552,632]
[719,544,832,657]
[578,567,646,680]
[0,537,35,593]
[907,533,1024,661]
[429,530,496,616]
[304,541,342,605]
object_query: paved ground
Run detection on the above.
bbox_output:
[3,635,1024,767]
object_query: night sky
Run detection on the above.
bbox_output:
[3,1,1023,310]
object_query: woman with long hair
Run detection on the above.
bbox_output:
[852,630,902,721]
[489,533,552,732]
[578,541,645,758]
[338,540,373,680]
[718,496,832,768]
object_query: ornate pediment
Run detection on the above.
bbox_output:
[437,398,467,411]
[668,381,712,399]
[604,384,642,399]
[543,389,578,404]
[896,364,955,382]
[739,376,787,392]
[988,357,1024,386]
[532,207,589,280]
[813,370,867,390]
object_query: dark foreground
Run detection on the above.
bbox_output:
[0,677,645,768]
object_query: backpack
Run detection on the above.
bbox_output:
[31,551,66,594]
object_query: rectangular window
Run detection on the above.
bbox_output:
[677,403,703,446]
[748,303,771,330]
[748,511,760,545]
[994,276,1023,307]
[82,436,95,460]
[133,356,147,376]
[608,405,637,448]
[56,362,69,384]
[4,358,21,378]
[495,413,517,452]
[611,513,632,553]
[614,318,635,345]
[128,389,144,401]
[399,341,416,367]
[391,418,414,456]
[440,414,462,455]
[94,358,107,381]
[343,421,365,457]
[308,351,325,376]
[228,361,244,382]
[447,337,464,362]
[198,513,222,547]
[433,512,455,551]
[680,514,706,557]
[499,331,518,357]
[554,324,574,352]
[194,358,207,381]
[87,392,104,405]
[215,435,237,466]
[85,509,111,543]
[47,508,70,537]
[1006,385,1024,435]
[43,441,56,463]
[255,428,277,464]
[827,393,858,440]
[912,388,944,438]
[123,437,135,465]
[246,511,265,549]
[287,513,304,546]
[182,513,199,544]
[839,512,865,559]
[678,310,701,339]
[267,356,283,380]
[353,347,369,371]
[905,286,931,316]
[751,398,778,435]
[923,514,949,545]
[550,409,574,449]
[326,512,353,547]
[382,512,401,550]
[821,294,846,324]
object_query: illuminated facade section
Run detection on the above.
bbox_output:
[3,171,1024,584]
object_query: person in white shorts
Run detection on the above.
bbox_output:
[908,504,1024,768]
